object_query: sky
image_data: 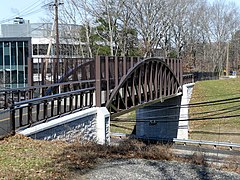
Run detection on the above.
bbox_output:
[0,0,51,24]
[0,0,240,24]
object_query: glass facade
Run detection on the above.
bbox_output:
[0,38,31,89]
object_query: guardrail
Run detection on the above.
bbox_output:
[110,133,240,150]
[173,138,240,150]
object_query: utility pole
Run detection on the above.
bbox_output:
[226,42,229,76]
[55,0,59,61]
[53,0,63,83]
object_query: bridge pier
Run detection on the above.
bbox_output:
[135,83,194,141]
[136,96,182,141]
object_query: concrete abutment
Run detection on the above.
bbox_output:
[136,83,194,141]
[18,107,110,144]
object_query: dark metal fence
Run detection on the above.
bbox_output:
[183,74,194,84]
[193,72,219,81]
[182,72,220,85]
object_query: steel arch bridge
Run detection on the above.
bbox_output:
[1,56,188,131]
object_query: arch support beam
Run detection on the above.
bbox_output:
[106,57,182,116]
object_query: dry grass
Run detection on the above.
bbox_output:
[0,135,239,179]
[0,134,68,179]
[0,135,175,178]
[190,152,206,165]
[55,139,174,174]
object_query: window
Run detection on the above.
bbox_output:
[33,44,38,55]
[18,71,24,83]
[39,44,48,55]
[4,42,10,65]
[18,41,23,65]
[11,42,16,65]
[24,41,28,64]
[0,43,3,66]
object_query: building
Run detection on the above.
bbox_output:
[0,37,31,88]
[0,17,82,88]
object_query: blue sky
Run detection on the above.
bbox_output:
[0,0,49,24]
[0,0,240,24]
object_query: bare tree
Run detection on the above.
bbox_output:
[43,0,240,74]
[124,0,171,57]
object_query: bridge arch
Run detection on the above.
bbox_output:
[105,57,182,117]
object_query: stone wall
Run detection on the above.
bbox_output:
[18,107,110,144]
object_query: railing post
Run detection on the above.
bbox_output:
[69,94,73,112]
[43,100,48,120]
[180,58,183,85]
[114,57,119,86]
[28,57,33,87]
[41,58,45,85]
[9,100,16,135]
[28,103,33,126]
[95,56,101,107]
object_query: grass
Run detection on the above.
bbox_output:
[189,78,240,143]
[0,134,68,179]
[0,135,174,179]
[111,111,136,134]
[0,134,239,179]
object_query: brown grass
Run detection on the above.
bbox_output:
[0,134,68,179]
[54,139,174,174]
[1,135,239,179]
[190,152,206,165]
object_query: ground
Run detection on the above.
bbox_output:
[189,78,240,143]
[0,135,239,179]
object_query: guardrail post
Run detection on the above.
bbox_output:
[9,100,16,135]
[95,56,101,107]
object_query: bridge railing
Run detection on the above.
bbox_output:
[8,87,95,134]
[0,80,95,109]
[0,56,184,136]
[0,56,183,109]
[95,56,141,106]
[31,57,94,85]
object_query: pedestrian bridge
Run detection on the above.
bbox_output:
[0,56,192,141]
